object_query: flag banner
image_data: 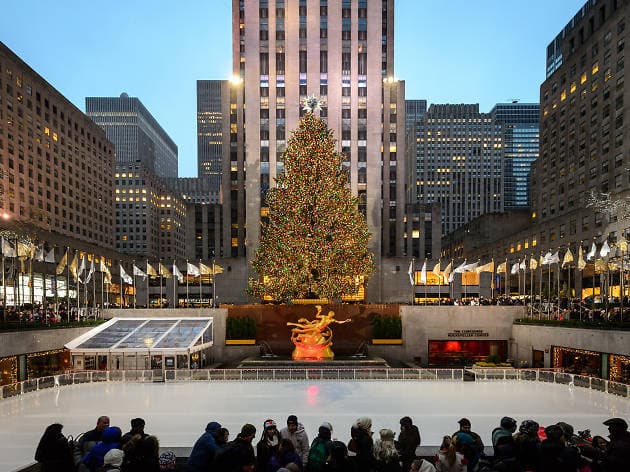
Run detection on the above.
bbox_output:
[78,255,86,278]
[587,242,597,261]
[443,261,452,283]
[432,261,441,277]
[56,250,68,275]
[213,264,224,275]
[578,246,587,271]
[119,265,133,285]
[199,262,213,276]
[463,261,478,272]
[519,259,526,271]
[173,264,184,283]
[530,256,538,271]
[510,263,519,275]
[475,260,494,273]
[1,237,16,257]
[562,248,574,268]
[496,261,507,274]
[600,240,611,258]
[35,245,45,262]
[542,251,553,265]
[549,251,560,264]
[85,259,95,284]
[594,258,607,272]
[133,265,147,279]
[453,260,467,273]
[158,262,172,278]
[619,240,628,252]
[69,252,79,281]
[187,262,200,277]
[419,260,427,284]
[17,240,35,258]
[146,262,158,277]
[44,248,55,263]
[100,259,111,277]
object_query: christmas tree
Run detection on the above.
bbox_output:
[249,102,374,302]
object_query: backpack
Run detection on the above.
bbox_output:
[307,439,328,471]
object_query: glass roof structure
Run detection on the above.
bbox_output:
[65,318,213,353]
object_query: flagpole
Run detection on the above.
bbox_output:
[212,252,216,308]
[529,255,534,318]
[146,259,150,308]
[42,257,47,319]
[159,259,163,309]
[567,247,572,319]
[557,250,561,319]
[1,253,5,322]
[133,259,137,309]
[65,247,70,322]
[437,261,441,306]
[504,258,508,298]
[199,259,203,307]
[186,259,189,308]
[173,259,177,309]
[411,257,415,306]
[120,261,124,308]
[92,261,96,318]
[100,259,104,312]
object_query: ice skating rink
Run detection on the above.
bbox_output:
[1,380,629,471]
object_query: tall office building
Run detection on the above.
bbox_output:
[86,94,178,179]
[197,80,230,191]
[535,0,630,258]
[413,104,503,235]
[405,99,427,133]
[491,102,539,210]
[228,0,407,299]
[87,95,185,259]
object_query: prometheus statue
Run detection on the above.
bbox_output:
[287,305,351,360]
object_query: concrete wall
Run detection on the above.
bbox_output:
[0,327,93,358]
[400,306,526,365]
[512,324,630,367]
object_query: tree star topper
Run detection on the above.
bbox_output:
[302,95,323,113]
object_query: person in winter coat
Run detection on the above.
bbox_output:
[410,458,436,472]
[102,449,124,472]
[513,419,540,471]
[538,424,579,472]
[324,440,356,472]
[491,417,517,453]
[280,415,310,466]
[187,421,222,472]
[308,425,333,472]
[350,417,377,472]
[83,426,123,472]
[256,419,282,471]
[451,418,482,471]
[215,423,257,472]
[373,428,402,472]
[601,417,630,472]
[435,436,466,472]
[269,439,303,472]
[397,417,421,472]
[121,418,148,447]
[75,416,111,470]
[122,434,160,472]
[34,423,75,472]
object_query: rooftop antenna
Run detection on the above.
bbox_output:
[508,98,520,104]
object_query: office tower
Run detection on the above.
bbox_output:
[86,94,178,179]
[87,95,185,260]
[413,104,503,236]
[228,0,406,299]
[491,102,539,210]
[536,0,629,255]
[0,41,115,249]
[197,80,230,191]
[405,99,427,133]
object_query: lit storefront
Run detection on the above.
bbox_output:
[552,346,602,377]
[609,354,630,384]
[428,337,507,366]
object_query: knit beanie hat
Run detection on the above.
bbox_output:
[103,448,124,467]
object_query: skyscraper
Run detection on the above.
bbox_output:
[405,99,427,133]
[227,0,406,300]
[490,102,539,210]
[413,104,503,235]
[197,80,229,191]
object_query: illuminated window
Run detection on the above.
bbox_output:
[560,90,567,101]
[570,82,577,93]
[580,72,587,84]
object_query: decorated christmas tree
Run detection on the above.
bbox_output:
[249,99,374,302]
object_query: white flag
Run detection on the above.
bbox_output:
[519,259,527,271]
[419,260,427,284]
[600,240,611,258]
[187,262,200,277]
[542,251,553,265]
[84,259,95,284]
[119,265,133,285]
[44,248,55,263]
[407,260,414,286]
[510,263,519,275]
[133,264,147,279]
[549,251,560,264]
[1,237,16,257]
[453,260,467,273]
[35,245,45,262]
[173,264,184,283]
[463,261,478,272]
[78,255,86,277]
[586,242,597,261]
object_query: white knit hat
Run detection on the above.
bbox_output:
[104,448,124,467]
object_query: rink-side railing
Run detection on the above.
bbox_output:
[1,368,629,400]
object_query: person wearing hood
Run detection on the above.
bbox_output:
[83,426,123,472]
[187,421,222,472]
[307,424,333,472]
[350,417,377,472]
[34,423,74,472]
[102,449,124,472]
[397,417,421,472]
[280,415,310,466]
[257,419,282,471]
[74,415,110,469]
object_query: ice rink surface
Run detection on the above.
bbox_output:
[1,379,629,471]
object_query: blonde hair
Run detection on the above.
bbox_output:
[440,435,456,466]
[374,435,399,462]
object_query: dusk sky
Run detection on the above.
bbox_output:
[0,0,584,177]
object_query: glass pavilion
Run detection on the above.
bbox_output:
[65,318,213,371]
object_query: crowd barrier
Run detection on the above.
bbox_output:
[2,367,629,401]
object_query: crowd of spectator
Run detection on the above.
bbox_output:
[34,413,629,472]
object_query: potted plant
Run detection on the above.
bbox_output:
[371,314,403,344]
[225,316,257,345]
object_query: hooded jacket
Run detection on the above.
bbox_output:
[187,422,222,472]
[280,422,310,464]
[82,427,122,472]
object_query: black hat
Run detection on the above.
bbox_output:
[400,416,413,427]
[603,418,628,430]
[544,424,564,441]
[131,418,145,428]
[458,418,471,426]
[241,423,256,437]
[287,415,298,425]
[500,416,517,430]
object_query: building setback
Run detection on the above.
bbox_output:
[413,104,503,236]
[197,80,229,192]
[490,102,539,210]
[227,0,406,300]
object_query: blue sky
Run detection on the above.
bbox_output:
[0,0,583,177]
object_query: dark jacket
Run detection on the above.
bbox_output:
[603,430,630,472]
[35,426,74,472]
[268,449,303,471]
[121,435,160,472]
[83,427,122,472]
[256,432,281,471]
[351,427,376,472]
[397,425,420,470]
[538,439,579,472]
[215,435,256,472]
[187,423,221,472]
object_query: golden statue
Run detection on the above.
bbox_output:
[287,305,351,360]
